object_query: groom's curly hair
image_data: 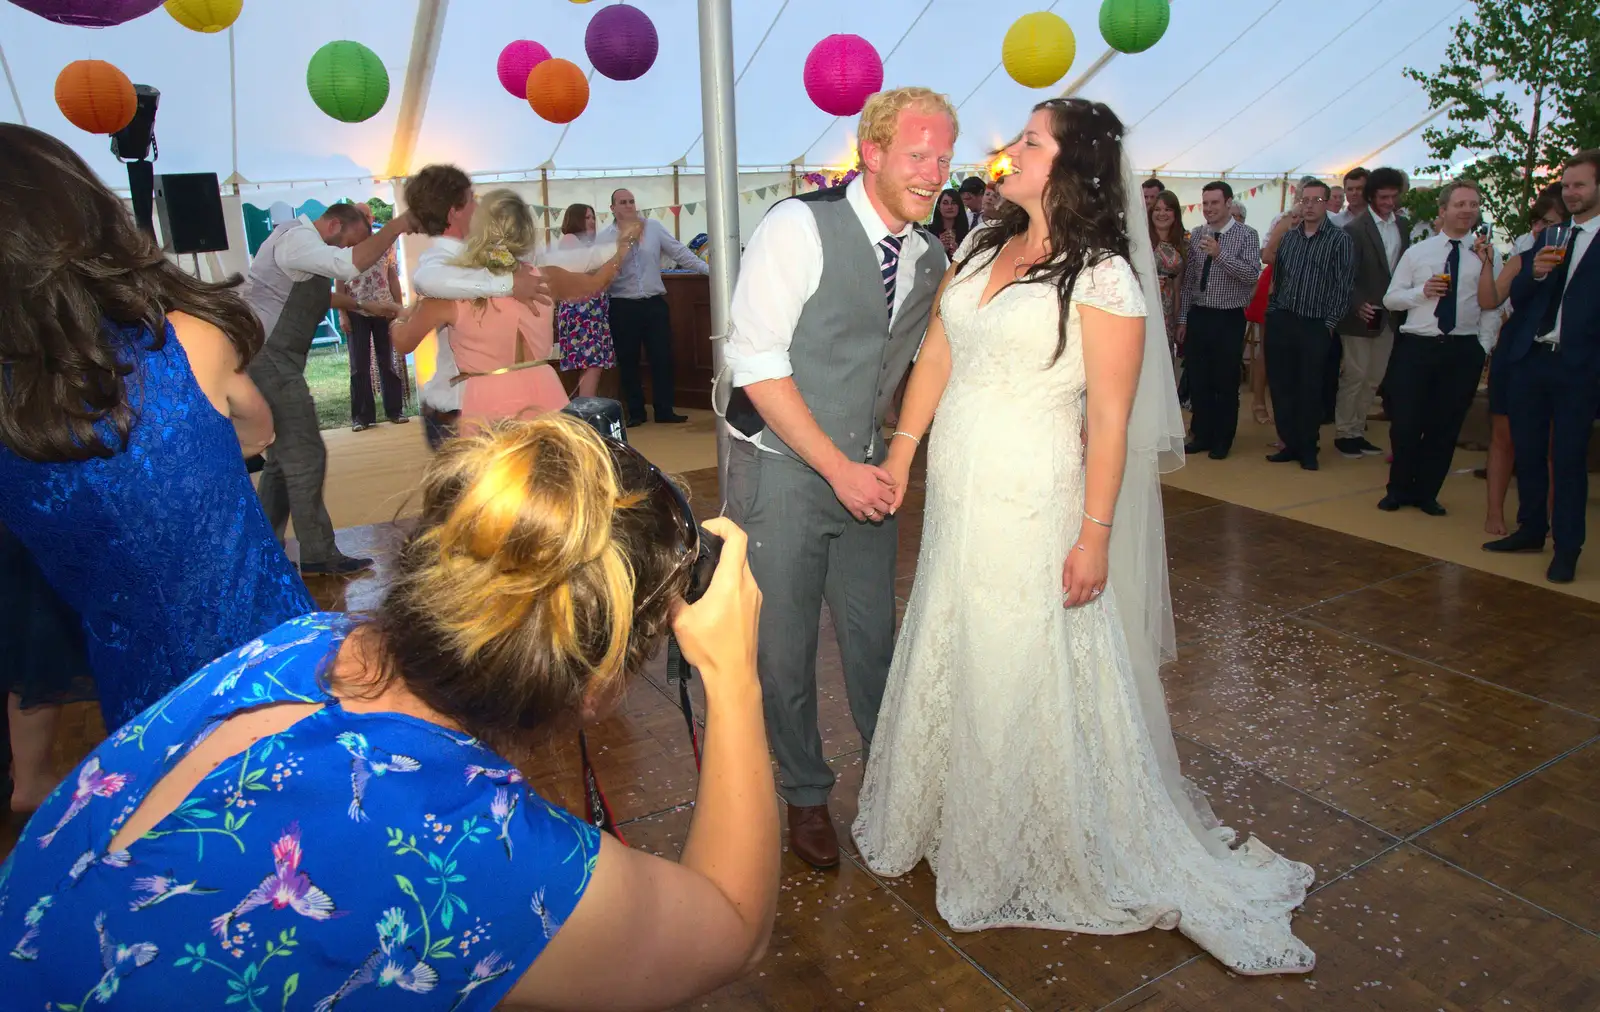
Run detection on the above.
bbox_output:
[959,99,1134,367]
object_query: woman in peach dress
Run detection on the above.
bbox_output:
[393,189,641,433]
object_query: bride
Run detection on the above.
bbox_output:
[851,99,1316,976]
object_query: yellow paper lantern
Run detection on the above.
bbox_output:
[54,60,137,135]
[1002,11,1076,89]
[163,0,241,32]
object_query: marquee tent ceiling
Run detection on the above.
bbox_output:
[2,0,1474,193]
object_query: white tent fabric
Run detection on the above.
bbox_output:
[3,0,1467,186]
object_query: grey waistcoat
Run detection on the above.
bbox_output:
[262,277,334,367]
[726,187,944,465]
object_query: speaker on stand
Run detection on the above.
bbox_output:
[155,172,230,257]
[110,85,161,237]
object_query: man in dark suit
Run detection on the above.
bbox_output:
[1483,150,1600,583]
[1334,167,1411,458]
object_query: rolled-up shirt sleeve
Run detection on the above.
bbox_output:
[724,200,822,388]
[411,255,515,299]
[656,221,710,274]
[274,224,360,282]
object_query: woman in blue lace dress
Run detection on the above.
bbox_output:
[0,125,313,730]
[0,415,777,1010]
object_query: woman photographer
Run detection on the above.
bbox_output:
[0,415,777,1011]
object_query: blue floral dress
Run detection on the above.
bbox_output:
[0,613,601,1011]
[557,295,615,371]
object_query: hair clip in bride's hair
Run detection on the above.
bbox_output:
[486,242,516,269]
[1093,177,1100,185]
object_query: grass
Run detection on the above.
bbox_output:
[305,346,354,430]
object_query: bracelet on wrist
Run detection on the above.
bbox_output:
[891,430,921,446]
[1083,511,1113,529]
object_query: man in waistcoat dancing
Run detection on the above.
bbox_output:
[722,87,957,867]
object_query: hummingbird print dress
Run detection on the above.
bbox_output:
[0,613,601,1010]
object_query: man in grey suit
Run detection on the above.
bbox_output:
[720,86,957,868]
[1333,166,1411,458]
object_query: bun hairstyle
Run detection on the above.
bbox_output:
[367,414,689,751]
[960,98,1134,366]
[454,188,538,275]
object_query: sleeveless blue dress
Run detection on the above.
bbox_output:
[0,612,601,1011]
[0,322,314,728]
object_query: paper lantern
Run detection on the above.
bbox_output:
[496,40,551,98]
[54,60,137,134]
[1002,12,1076,88]
[803,34,883,118]
[1099,0,1170,54]
[306,40,390,123]
[527,57,588,124]
[585,3,658,82]
[7,0,164,26]
[163,0,240,33]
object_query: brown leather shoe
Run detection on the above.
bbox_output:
[786,803,839,868]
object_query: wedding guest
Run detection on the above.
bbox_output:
[1333,166,1411,458]
[597,189,709,426]
[1378,178,1495,514]
[555,203,616,399]
[1149,190,1186,358]
[1142,176,1166,211]
[0,416,780,1011]
[1329,167,1368,227]
[0,124,313,729]
[929,187,971,256]
[1177,181,1262,460]
[337,243,410,431]
[958,175,986,227]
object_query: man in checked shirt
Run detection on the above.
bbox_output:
[1177,181,1262,459]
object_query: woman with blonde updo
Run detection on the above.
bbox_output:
[0,415,778,1011]
[394,190,644,433]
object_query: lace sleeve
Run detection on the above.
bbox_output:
[1074,255,1147,318]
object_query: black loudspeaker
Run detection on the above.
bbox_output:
[155,173,228,255]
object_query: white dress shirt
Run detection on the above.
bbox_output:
[1329,208,1353,228]
[723,175,946,450]
[1372,211,1402,268]
[1383,231,1500,353]
[242,215,360,335]
[594,218,707,300]
[410,236,523,412]
[1545,218,1595,345]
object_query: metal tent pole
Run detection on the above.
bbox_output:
[697,0,740,502]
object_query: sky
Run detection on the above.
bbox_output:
[1,0,1477,190]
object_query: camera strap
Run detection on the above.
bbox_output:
[578,729,626,845]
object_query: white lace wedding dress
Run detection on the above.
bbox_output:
[850,244,1317,976]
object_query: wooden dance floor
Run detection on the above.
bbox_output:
[7,464,1599,1011]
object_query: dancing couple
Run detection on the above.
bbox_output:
[722,86,1316,975]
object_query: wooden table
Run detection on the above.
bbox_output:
[555,272,714,411]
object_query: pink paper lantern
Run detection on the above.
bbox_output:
[7,0,165,26]
[496,40,551,98]
[584,3,657,82]
[803,34,883,117]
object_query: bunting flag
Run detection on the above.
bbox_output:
[685,202,698,214]
[670,205,682,217]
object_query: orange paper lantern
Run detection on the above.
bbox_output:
[526,57,588,124]
[54,60,138,135]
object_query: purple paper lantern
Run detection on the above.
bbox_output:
[584,3,658,82]
[6,0,165,27]
[803,34,883,117]
[496,40,552,98]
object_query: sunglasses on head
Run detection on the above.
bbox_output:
[561,398,721,609]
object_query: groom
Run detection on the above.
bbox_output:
[722,86,957,868]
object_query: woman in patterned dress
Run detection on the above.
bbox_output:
[0,416,779,1010]
[555,204,615,399]
[1149,191,1186,358]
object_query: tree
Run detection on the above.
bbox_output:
[1405,1,1600,236]
[364,196,394,225]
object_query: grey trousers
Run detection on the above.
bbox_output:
[724,439,898,808]
[248,346,339,564]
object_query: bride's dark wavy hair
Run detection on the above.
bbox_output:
[958,98,1133,365]
[0,124,264,463]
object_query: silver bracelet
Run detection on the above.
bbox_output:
[892,430,921,446]
[1083,511,1113,529]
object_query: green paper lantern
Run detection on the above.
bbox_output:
[1099,0,1170,55]
[307,41,390,123]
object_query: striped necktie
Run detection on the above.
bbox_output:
[879,234,904,321]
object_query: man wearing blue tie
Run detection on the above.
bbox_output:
[1483,150,1600,583]
[1377,178,1497,517]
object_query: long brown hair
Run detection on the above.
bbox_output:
[959,99,1134,365]
[561,203,595,236]
[0,124,263,463]
[364,415,690,754]
[1149,190,1186,270]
